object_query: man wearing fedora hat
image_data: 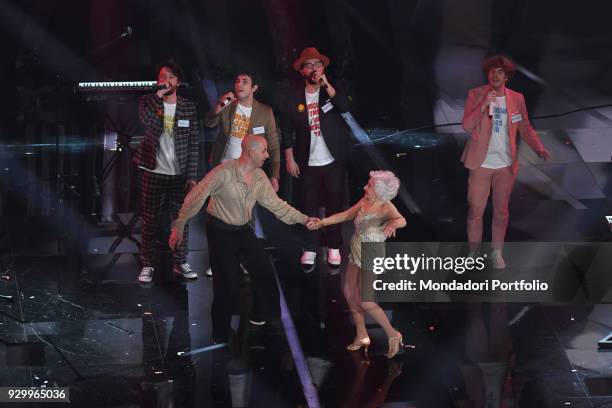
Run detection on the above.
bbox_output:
[281,47,352,269]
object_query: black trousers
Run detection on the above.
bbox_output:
[300,161,346,251]
[206,217,280,342]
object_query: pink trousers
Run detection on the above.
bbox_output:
[467,166,516,250]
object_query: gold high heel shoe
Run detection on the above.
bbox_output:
[386,332,403,358]
[346,337,371,355]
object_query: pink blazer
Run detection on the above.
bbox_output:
[461,85,544,175]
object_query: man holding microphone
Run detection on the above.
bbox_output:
[204,72,281,276]
[206,71,280,191]
[133,60,200,284]
[461,55,550,269]
[281,47,352,269]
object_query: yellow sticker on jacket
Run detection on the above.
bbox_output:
[297,103,305,112]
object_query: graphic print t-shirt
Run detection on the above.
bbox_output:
[305,90,333,166]
[150,102,181,175]
[482,96,511,169]
[223,103,253,162]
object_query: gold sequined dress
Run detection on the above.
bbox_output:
[349,208,387,268]
[349,208,388,301]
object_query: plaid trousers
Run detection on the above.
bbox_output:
[139,170,189,266]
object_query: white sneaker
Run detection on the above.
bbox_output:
[138,266,154,283]
[301,251,316,265]
[205,267,213,277]
[173,263,198,279]
[490,249,506,269]
[327,248,341,266]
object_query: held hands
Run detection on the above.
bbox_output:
[168,225,184,250]
[307,218,326,230]
[286,159,300,178]
[305,217,321,230]
[215,92,236,114]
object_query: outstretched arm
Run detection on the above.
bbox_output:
[169,167,223,249]
[257,176,308,225]
[313,199,364,229]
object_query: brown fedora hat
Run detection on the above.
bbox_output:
[293,47,330,71]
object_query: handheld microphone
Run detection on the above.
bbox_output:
[120,26,133,39]
[152,83,170,91]
[487,90,497,117]
[220,96,233,108]
[310,73,328,89]
[318,77,329,90]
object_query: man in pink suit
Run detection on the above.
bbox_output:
[461,55,550,269]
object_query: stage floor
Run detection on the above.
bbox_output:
[3,251,612,406]
[2,207,612,407]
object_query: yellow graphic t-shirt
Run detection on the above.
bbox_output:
[152,102,181,175]
[230,104,252,140]
[223,103,253,161]
[163,111,175,138]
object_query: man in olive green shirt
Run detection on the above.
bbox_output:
[170,134,317,342]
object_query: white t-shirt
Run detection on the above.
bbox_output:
[481,96,511,169]
[147,102,182,175]
[222,103,253,162]
[305,90,334,166]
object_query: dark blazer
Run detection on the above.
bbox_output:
[281,81,351,167]
[206,99,280,178]
[133,94,200,182]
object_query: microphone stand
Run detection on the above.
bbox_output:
[86,27,133,59]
